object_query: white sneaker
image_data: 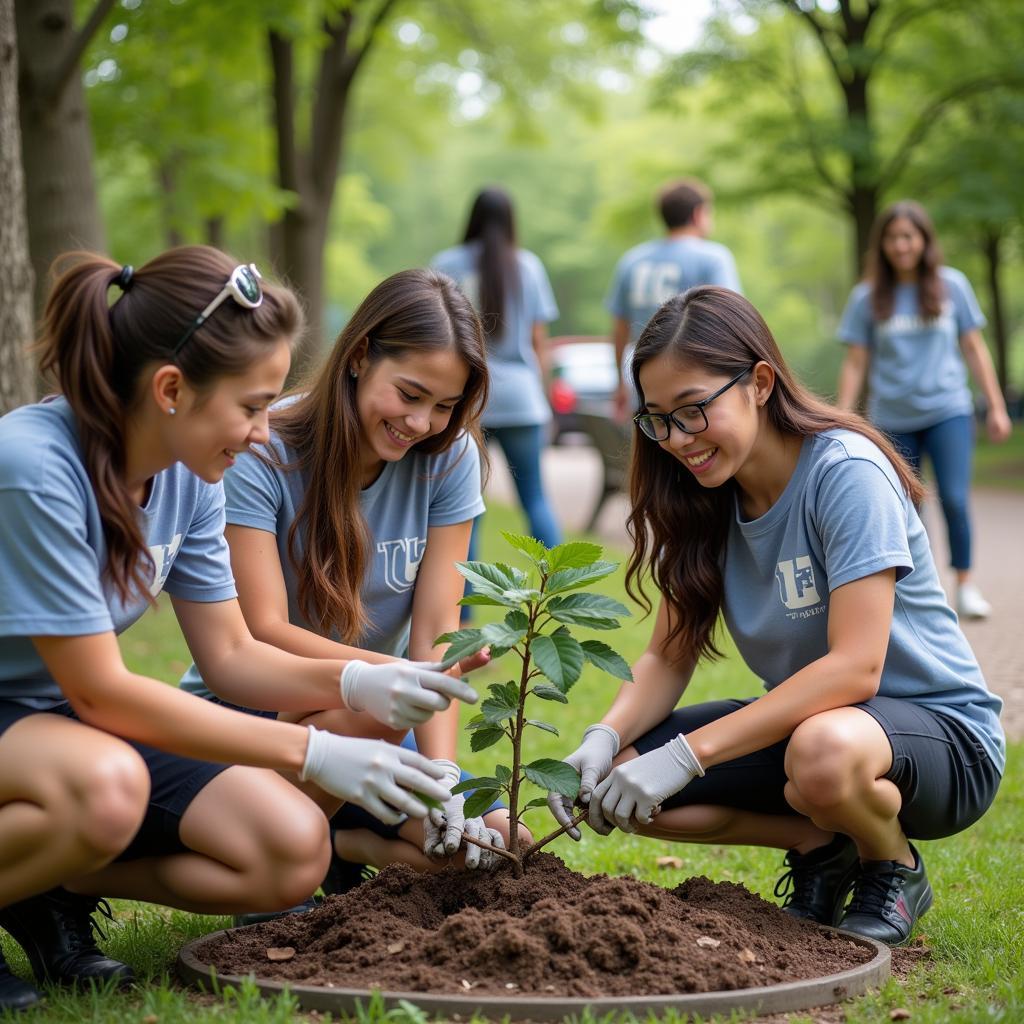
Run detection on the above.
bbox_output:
[957,583,992,620]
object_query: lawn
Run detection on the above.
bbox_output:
[3,502,1021,1023]
[973,427,1024,492]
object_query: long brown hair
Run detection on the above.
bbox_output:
[462,186,520,341]
[866,200,945,321]
[272,268,488,641]
[35,246,304,605]
[625,286,924,664]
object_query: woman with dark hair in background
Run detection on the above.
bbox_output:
[181,269,522,918]
[0,249,463,1011]
[432,187,562,553]
[548,286,1003,947]
[837,200,1012,620]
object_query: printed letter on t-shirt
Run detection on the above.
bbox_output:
[775,556,821,610]
[377,537,427,594]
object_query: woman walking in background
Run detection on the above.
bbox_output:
[836,200,1012,619]
[432,187,562,552]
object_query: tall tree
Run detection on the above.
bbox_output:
[16,0,114,313]
[1,0,35,414]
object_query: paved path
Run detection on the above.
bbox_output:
[485,442,1024,741]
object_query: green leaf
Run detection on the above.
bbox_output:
[504,609,530,631]
[500,531,548,564]
[502,587,543,604]
[495,764,512,786]
[495,562,530,588]
[480,619,527,651]
[546,541,603,573]
[532,684,569,703]
[526,719,559,736]
[580,639,634,681]
[457,560,516,590]
[416,792,443,811]
[547,593,630,629]
[544,561,618,596]
[434,627,488,662]
[531,627,584,692]
[451,776,498,795]
[523,797,550,811]
[487,680,520,706]
[523,758,580,798]
[480,697,516,725]
[458,594,510,607]
[470,727,505,752]
[463,789,501,818]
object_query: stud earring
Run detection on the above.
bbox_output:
[168,407,176,416]
[350,369,358,379]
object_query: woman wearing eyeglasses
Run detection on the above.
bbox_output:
[0,248,473,1012]
[547,286,1003,947]
[180,267,523,913]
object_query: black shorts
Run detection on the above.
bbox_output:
[632,694,1001,841]
[0,700,228,860]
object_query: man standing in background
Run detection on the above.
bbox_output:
[607,178,741,418]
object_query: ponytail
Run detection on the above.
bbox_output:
[462,187,519,340]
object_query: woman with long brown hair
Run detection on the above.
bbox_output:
[548,286,1003,947]
[0,249,470,1011]
[182,268,523,910]
[837,200,1012,619]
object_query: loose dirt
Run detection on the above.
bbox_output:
[193,854,872,998]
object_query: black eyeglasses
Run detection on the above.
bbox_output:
[634,364,755,441]
[172,263,263,358]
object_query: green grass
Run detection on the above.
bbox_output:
[4,502,1021,1022]
[973,427,1024,491]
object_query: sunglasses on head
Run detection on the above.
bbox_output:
[172,263,263,359]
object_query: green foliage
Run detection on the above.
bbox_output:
[434,531,632,868]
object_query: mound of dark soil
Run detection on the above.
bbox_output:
[194,853,871,998]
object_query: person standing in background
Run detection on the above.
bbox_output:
[432,187,562,552]
[607,178,741,419]
[836,200,1012,620]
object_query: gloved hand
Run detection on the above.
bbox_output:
[299,726,452,825]
[546,723,620,840]
[589,733,704,835]
[422,760,505,870]
[340,659,478,731]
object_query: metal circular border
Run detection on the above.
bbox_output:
[178,927,890,1020]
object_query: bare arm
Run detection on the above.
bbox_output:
[685,569,896,768]
[960,329,1012,443]
[836,345,870,411]
[532,322,552,389]
[612,316,632,421]
[31,631,308,771]
[409,521,474,761]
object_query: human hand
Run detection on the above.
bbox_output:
[340,659,478,730]
[422,760,505,869]
[986,407,1012,444]
[589,733,704,835]
[299,726,451,824]
[546,723,620,840]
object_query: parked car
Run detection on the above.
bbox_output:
[547,335,619,444]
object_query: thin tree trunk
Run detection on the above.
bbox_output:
[158,159,183,249]
[16,0,111,315]
[981,229,1008,393]
[0,0,36,415]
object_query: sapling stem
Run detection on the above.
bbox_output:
[522,809,588,861]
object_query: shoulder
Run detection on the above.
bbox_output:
[516,248,548,277]
[0,400,88,499]
[616,240,659,269]
[938,265,974,297]
[696,238,735,262]
[809,430,903,495]
[846,280,872,306]
[432,245,469,272]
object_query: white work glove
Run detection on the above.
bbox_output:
[299,726,452,825]
[422,760,505,870]
[589,733,704,835]
[340,659,478,731]
[546,723,620,840]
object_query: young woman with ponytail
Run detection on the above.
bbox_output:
[0,248,475,1011]
[547,286,1004,948]
[181,268,524,913]
[431,187,562,552]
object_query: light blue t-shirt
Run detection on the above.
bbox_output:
[180,427,485,700]
[431,243,559,429]
[0,397,237,708]
[837,266,984,433]
[722,429,1004,773]
[606,235,742,344]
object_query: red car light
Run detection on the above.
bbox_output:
[550,379,577,414]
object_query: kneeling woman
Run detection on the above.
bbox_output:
[0,250,462,1012]
[548,286,1003,946]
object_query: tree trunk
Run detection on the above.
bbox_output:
[981,229,1008,393]
[16,0,110,315]
[0,0,36,415]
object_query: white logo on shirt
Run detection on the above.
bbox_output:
[377,536,427,594]
[148,533,183,597]
[629,261,682,307]
[775,556,821,611]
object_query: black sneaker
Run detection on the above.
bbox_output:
[775,834,860,925]
[838,843,933,945]
[232,896,320,929]
[321,855,376,898]
[0,889,134,988]
[0,944,43,1013]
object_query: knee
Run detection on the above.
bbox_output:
[785,719,863,810]
[73,748,150,858]
[261,801,331,908]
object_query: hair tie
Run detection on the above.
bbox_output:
[115,265,134,292]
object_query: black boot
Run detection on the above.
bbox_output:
[321,854,375,897]
[0,944,42,1013]
[0,889,134,988]
[231,896,321,929]
[775,834,861,925]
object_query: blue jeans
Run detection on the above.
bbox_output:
[470,424,562,560]
[888,414,975,570]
